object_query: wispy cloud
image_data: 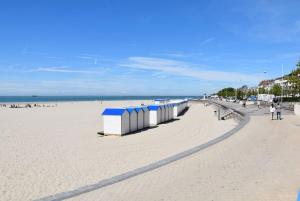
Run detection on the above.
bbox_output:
[77,56,93,60]
[200,37,215,45]
[120,57,260,83]
[77,55,98,64]
[32,66,104,74]
[154,53,188,58]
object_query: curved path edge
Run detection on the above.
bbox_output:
[35,103,250,201]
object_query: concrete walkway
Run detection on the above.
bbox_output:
[69,103,300,201]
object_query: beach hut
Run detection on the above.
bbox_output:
[168,104,173,120]
[134,107,144,130]
[160,105,166,122]
[185,100,188,108]
[182,101,186,112]
[177,101,182,115]
[141,106,150,128]
[148,105,161,126]
[102,108,130,135]
[154,99,169,104]
[165,104,170,121]
[126,108,138,133]
[173,103,179,118]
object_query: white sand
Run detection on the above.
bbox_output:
[0,100,236,200]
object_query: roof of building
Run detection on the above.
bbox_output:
[141,106,149,112]
[126,108,137,113]
[135,107,142,112]
[102,108,127,116]
[148,105,161,111]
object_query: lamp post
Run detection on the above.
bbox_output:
[281,64,284,103]
[235,84,238,101]
[263,71,268,95]
[258,71,267,101]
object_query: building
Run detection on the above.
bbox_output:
[148,105,161,126]
[160,105,166,123]
[134,107,144,130]
[154,99,170,104]
[102,108,130,135]
[168,104,173,120]
[141,106,150,128]
[126,108,138,133]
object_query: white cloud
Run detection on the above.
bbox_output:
[33,67,104,74]
[154,53,188,58]
[78,55,98,65]
[77,56,93,59]
[120,57,260,83]
[200,37,215,45]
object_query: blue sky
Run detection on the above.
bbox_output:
[1,0,300,96]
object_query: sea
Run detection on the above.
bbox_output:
[0,96,202,103]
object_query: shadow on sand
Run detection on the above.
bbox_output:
[177,106,190,116]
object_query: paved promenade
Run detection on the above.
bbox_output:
[69,103,300,201]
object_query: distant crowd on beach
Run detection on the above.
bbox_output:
[0,103,58,108]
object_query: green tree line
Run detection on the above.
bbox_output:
[216,60,300,98]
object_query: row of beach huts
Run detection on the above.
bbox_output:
[101,99,189,135]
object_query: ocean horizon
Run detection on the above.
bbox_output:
[0,96,202,103]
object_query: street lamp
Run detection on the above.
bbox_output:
[264,71,268,95]
[258,71,267,101]
[281,64,284,103]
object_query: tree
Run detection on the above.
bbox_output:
[258,87,266,94]
[217,87,235,98]
[270,84,282,96]
[246,90,252,98]
[287,60,300,96]
[237,89,244,99]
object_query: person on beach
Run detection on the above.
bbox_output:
[276,103,282,120]
[243,100,246,108]
[270,103,275,120]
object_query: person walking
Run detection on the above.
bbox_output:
[276,103,282,120]
[257,100,261,109]
[270,103,275,120]
[243,100,246,108]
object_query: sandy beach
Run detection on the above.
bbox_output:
[0,100,236,200]
[71,104,300,201]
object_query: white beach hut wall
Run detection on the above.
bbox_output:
[141,106,150,128]
[126,108,138,133]
[178,102,182,115]
[160,105,166,123]
[134,107,144,130]
[102,108,130,135]
[154,99,169,105]
[173,103,179,118]
[165,104,170,121]
[180,101,185,114]
[168,104,173,120]
[163,105,167,122]
[148,105,161,126]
